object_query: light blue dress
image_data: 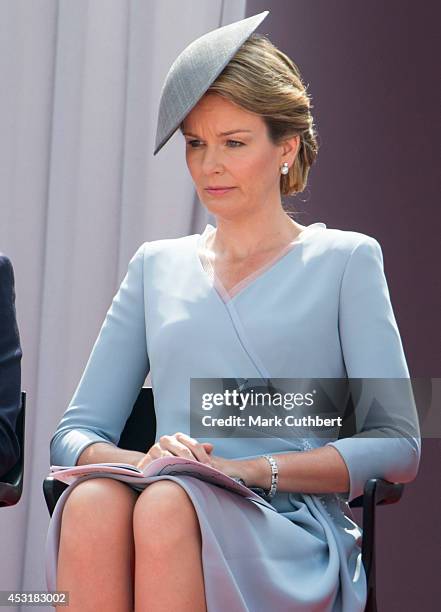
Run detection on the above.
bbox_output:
[46,222,421,611]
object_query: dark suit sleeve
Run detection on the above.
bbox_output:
[0,254,22,478]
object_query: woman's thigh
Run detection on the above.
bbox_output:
[59,478,139,545]
[132,480,202,549]
[56,479,141,608]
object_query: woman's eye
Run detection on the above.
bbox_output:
[186,140,244,148]
[227,140,244,147]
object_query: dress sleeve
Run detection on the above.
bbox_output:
[326,237,421,502]
[50,244,150,467]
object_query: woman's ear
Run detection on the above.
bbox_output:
[279,133,300,168]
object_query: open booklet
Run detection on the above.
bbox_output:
[49,456,275,508]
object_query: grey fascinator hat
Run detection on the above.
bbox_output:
[153,10,269,155]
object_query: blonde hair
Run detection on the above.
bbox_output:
[183,33,319,199]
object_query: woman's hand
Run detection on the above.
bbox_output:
[135,433,249,484]
[135,432,214,470]
[208,454,251,483]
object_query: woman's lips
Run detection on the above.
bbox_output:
[205,187,236,196]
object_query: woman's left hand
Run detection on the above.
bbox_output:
[174,434,249,483]
[202,448,250,483]
[209,454,248,482]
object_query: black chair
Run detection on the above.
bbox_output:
[43,386,403,612]
[0,390,26,507]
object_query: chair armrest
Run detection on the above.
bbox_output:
[0,391,26,508]
[0,457,23,506]
[366,478,404,505]
[349,477,404,508]
[0,464,23,507]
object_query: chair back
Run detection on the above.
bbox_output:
[118,387,156,452]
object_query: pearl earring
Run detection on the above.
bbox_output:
[281,162,289,175]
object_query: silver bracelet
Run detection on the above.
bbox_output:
[262,454,278,499]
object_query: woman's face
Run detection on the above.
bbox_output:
[181,93,297,220]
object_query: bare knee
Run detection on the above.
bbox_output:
[133,480,200,551]
[60,478,138,542]
[57,479,139,608]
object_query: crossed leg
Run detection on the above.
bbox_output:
[56,478,207,612]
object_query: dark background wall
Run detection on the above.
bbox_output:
[245,1,440,610]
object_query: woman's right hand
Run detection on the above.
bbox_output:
[136,432,214,470]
